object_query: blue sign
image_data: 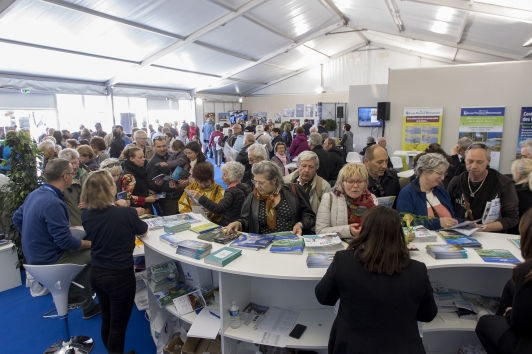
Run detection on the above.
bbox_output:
[517,107,532,157]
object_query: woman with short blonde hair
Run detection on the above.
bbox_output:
[509,158,532,234]
[81,169,148,354]
[316,163,376,240]
[77,145,98,171]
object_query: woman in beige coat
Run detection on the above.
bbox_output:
[316,163,377,240]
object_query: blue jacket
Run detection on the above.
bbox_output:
[0,143,11,171]
[202,123,214,142]
[396,179,457,230]
[13,184,81,265]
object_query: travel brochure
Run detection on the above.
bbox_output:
[172,289,207,316]
[426,244,468,259]
[437,230,482,248]
[303,233,341,247]
[230,233,275,250]
[144,213,200,230]
[508,238,521,249]
[475,249,521,264]
[175,240,212,260]
[410,226,437,242]
[269,235,304,254]
[306,253,335,268]
[432,285,500,319]
[240,302,270,327]
[204,247,242,267]
[440,219,483,236]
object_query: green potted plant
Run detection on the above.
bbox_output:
[0,130,44,266]
[324,119,337,133]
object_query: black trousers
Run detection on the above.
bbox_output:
[475,279,520,354]
[91,266,135,354]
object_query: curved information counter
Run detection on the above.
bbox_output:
[141,217,523,353]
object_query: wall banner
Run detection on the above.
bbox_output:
[516,107,532,158]
[402,107,443,151]
[459,106,504,170]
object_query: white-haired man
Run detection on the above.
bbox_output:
[119,130,154,162]
[519,139,532,159]
[284,150,331,214]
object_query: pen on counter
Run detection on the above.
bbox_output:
[209,311,220,319]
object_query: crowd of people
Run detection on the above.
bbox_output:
[8,118,532,354]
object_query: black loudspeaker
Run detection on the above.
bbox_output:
[336,106,344,119]
[377,102,390,121]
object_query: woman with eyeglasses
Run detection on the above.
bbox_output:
[316,163,377,240]
[81,170,148,354]
[225,161,315,235]
[121,147,159,214]
[315,206,437,354]
[396,153,459,230]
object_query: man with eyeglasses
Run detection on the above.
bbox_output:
[236,134,256,185]
[284,150,331,214]
[229,124,245,152]
[146,137,182,215]
[447,143,519,232]
[363,145,401,203]
[119,130,154,163]
[13,159,100,320]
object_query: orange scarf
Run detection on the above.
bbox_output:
[253,188,278,230]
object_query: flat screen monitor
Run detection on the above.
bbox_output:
[229,110,248,124]
[358,107,382,127]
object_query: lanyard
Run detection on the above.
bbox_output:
[42,185,58,198]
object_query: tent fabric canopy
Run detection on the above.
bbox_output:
[0,0,530,98]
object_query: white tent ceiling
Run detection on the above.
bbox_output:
[0,0,531,97]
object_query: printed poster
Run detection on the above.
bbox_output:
[459,107,505,170]
[295,104,304,117]
[282,109,294,118]
[305,104,314,118]
[402,107,443,152]
[516,107,532,158]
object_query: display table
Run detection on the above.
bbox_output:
[141,217,522,354]
[0,241,22,292]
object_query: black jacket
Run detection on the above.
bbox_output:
[367,169,401,199]
[199,183,252,226]
[359,141,376,156]
[447,168,519,232]
[450,154,466,177]
[236,144,251,185]
[312,145,330,181]
[509,184,532,235]
[302,123,312,136]
[282,131,292,147]
[146,153,182,199]
[237,183,315,234]
[315,250,437,354]
[318,126,328,134]
[328,147,345,183]
[109,138,125,158]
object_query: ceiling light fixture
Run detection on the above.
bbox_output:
[239,97,243,103]
[316,87,324,94]
[196,98,203,104]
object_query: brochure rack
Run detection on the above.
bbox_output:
[142,218,523,354]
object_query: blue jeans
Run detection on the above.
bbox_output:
[90,266,135,354]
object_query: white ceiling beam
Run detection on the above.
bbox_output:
[456,12,469,44]
[194,21,344,92]
[317,0,349,24]
[106,0,269,86]
[523,48,532,59]
[384,0,404,32]
[41,0,184,39]
[371,42,467,64]
[0,37,140,64]
[205,0,295,42]
[303,45,330,58]
[194,41,258,62]
[350,24,523,60]
[0,0,18,15]
[402,0,532,24]
[240,42,369,96]
[261,62,295,71]
[0,71,104,85]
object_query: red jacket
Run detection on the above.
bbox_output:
[289,133,309,158]
[209,131,224,147]
[188,126,199,140]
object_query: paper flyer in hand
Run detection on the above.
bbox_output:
[185,189,201,205]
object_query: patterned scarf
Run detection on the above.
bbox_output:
[253,188,279,230]
[333,188,375,224]
[275,152,289,175]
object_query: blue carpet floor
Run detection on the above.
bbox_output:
[0,158,225,354]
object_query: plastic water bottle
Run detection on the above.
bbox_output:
[229,301,240,329]
[167,271,176,287]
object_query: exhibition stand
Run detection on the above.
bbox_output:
[141,217,522,354]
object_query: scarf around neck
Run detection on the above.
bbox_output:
[275,152,289,175]
[253,188,279,230]
[123,159,148,181]
[333,188,375,224]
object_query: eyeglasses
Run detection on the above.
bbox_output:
[136,137,148,140]
[344,179,366,186]
[104,162,121,168]
[432,170,447,177]
[252,179,268,186]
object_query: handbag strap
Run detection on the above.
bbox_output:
[463,193,475,221]
[409,182,439,218]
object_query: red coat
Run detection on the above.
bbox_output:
[209,131,224,147]
[289,133,309,158]
[189,126,199,140]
